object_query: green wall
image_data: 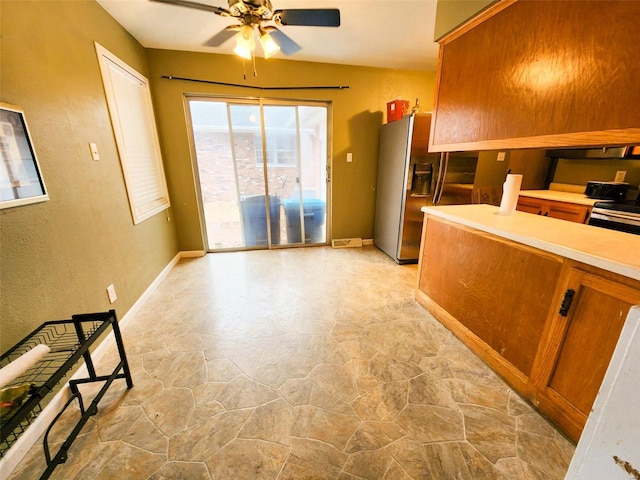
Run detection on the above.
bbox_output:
[434,0,495,40]
[474,149,550,191]
[0,1,179,350]
[146,50,435,249]
[554,159,640,194]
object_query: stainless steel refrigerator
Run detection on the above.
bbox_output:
[373,113,478,263]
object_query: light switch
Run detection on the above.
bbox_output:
[89,142,100,161]
[347,152,353,163]
[497,152,506,161]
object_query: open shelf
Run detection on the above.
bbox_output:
[0,310,132,479]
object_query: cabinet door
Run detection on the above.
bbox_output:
[546,201,591,224]
[516,197,544,215]
[531,268,640,442]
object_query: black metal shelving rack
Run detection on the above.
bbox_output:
[0,310,133,479]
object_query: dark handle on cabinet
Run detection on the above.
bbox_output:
[559,289,575,317]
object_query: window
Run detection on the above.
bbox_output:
[254,131,297,166]
[95,43,170,224]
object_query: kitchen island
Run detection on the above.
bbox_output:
[416,204,640,442]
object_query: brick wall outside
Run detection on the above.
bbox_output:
[193,127,326,247]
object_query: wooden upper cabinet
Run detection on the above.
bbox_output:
[430,0,640,152]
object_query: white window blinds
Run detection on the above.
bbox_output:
[95,43,170,224]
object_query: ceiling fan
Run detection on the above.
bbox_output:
[150,0,340,60]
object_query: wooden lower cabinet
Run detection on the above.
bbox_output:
[416,216,640,442]
[417,217,563,385]
[529,267,640,441]
[516,196,591,224]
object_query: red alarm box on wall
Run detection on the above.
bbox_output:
[387,100,410,122]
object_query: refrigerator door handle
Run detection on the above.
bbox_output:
[433,152,449,205]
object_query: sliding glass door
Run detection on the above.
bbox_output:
[186,97,329,251]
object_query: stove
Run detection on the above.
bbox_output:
[589,194,640,235]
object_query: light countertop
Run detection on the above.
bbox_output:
[421,204,640,281]
[518,189,606,206]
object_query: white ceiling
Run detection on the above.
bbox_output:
[96,0,440,71]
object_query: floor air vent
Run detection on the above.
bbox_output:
[331,238,363,248]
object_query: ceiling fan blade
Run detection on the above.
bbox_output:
[267,28,302,56]
[274,9,340,27]
[203,27,239,47]
[150,0,230,16]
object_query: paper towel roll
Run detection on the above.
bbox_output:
[0,344,50,388]
[499,174,523,215]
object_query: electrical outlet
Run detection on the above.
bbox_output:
[106,284,117,303]
[615,171,627,182]
[497,152,506,161]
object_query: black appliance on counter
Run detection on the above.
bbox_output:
[589,193,640,235]
[585,181,630,201]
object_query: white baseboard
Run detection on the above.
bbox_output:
[0,250,187,478]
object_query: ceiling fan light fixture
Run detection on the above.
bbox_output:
[234,25,255,59]
[259,31,280,59]
[152,0,342,73]
[233,42,253,60]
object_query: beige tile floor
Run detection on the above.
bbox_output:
[10,246,575,479]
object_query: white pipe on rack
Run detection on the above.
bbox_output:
[0,344,50,388]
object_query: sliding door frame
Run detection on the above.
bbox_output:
[183,93,333,252]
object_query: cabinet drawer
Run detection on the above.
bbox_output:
[517,196,591,224]
[546,202,590,223]
[516,197,544,215]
